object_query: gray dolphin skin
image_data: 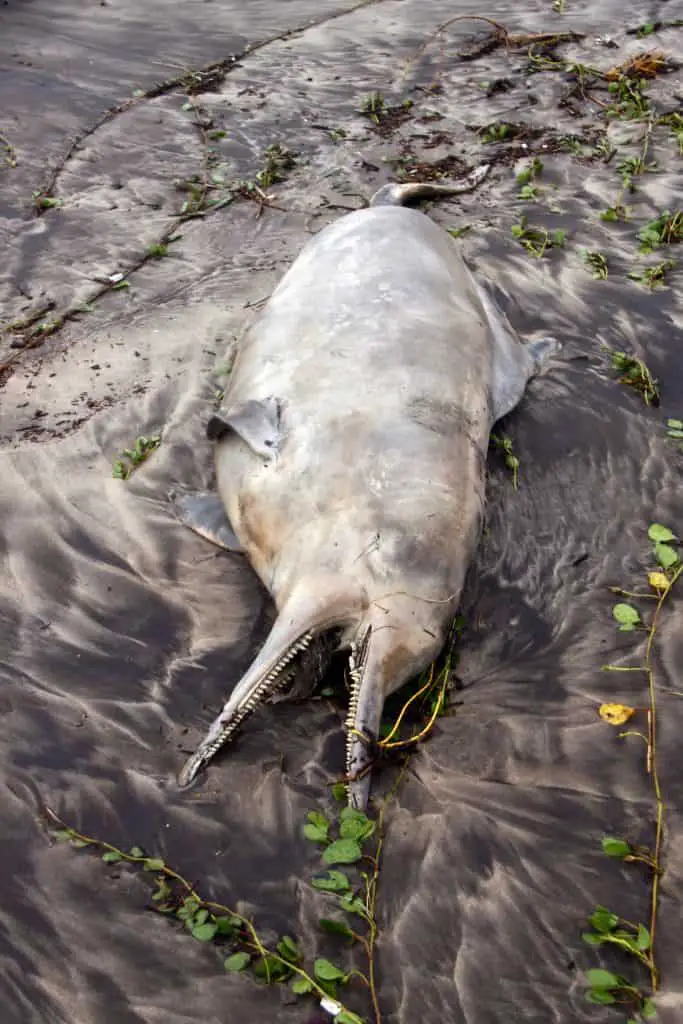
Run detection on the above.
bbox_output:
[175,166,557,810]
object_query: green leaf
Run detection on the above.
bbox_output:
[71,839,88,848]
[666,428,683,439]
[194,908,209,926]
[314,958,346,982]
[612,603,640,629]
[317,978,339,1000]
[253,955,291,981]
[303,811,330,843]
[144,858,165,871]
[102,851,123,863]
[176,897,200,920]
[339,808,376,843]
[589,906,618,933]
[338,895,368,918]
[319,918,355,939]
[192,922,218,942]
[610,929,639,953]
[322,838,362,866]
[636,924,651,951]
[667,418,683,430]
[303,823,329,843]
[601,837,631,859]
[585,968,620,990]
[290,975,313,994]
[129,846,144,858]
[224,952,251,972]
[339,818,375,842]
[53,830,73,842]
[655,542,678,568]
[336,1013,366,1024]
[587,990,616,1005]
[648,523,675,543]
[215,915,241,935]
[581,932,604,946]
[332,782,348,802]
[339,807,362,822]
[277,935,301,963]
[642,996,656,1018]
[311,870,351,892]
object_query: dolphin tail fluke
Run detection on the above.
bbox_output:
[369,163,490,208]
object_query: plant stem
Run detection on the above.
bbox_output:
[380,660,450,751]
[360,758,411,1024]
[42,808,356,1012]
[643,563,681,988]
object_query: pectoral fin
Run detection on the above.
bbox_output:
[207,396,281,460]
[525,336,561,372]
[172,491,244,553]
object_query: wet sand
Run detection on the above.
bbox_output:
[1,1,682,1022]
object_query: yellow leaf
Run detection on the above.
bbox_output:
[599,703,636,726]
[648,571,670,593]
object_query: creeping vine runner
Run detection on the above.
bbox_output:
[583,523,680,1020]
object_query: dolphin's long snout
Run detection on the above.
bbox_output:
[177,750,206,788]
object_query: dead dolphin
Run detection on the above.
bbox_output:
[175,167,557,809]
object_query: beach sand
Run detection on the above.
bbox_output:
[1,1,682,1021]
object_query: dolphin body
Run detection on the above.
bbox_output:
[175,168,557,809]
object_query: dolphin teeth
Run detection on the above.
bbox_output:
[186,629,319,781]
[345,626,373,770]
[237,630,316,715]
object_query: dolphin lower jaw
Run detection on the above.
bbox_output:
[344,626,373,801]
[344,609,450,810]
[346,619,399,812]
